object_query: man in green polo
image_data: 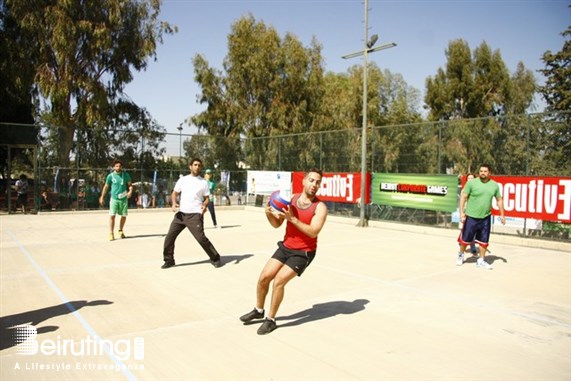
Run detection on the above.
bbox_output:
[99,159,133,241]
[457,164,505,269]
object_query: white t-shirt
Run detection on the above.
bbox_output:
[16,179,28,195]
[174,174,210,213]
[140,193,150,208]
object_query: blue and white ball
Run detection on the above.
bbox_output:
[269,190,291,212]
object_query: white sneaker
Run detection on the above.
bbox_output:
[456,253,464,266]
[477,258,493,270]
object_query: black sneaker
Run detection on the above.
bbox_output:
[211,257,222,268]
[239,308,264,322]
[257,318,277,335]
[161,261,175,269]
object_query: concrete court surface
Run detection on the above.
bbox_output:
[1,207,570,381]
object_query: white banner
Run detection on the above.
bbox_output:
[247,170,292,195]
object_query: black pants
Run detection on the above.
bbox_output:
[207,202,217,226]
[163,212,220,262]
[16,193,28,208]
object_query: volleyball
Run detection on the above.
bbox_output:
[269,190,291,212]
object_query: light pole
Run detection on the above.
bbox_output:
[177,123,183,161]
[342,0,396,227]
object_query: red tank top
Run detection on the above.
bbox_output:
[283,194,320,251]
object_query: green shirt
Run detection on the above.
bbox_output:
[105,171,131,200]
[207,179,216,194]
[463,178,501,218]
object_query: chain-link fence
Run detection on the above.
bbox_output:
[1,111,569,242]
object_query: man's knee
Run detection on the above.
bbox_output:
[258,271,274,287]
[273,271,296,288]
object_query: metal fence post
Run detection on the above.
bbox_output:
[319,133,323,170]
[526,113,530,176]
[438,121,442,174]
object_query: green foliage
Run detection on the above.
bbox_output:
[192,15,326,171]
[5,0,175,167]
[6,5,563,178]
[0,4,35,124]
[539,25,571,113]
[367,65,423,172]
[509,62,537,114]
[538,23,571,175]
[423,39,539,175]
[425,39,530,120]
[0,4,38,179]
[192,13,423,173]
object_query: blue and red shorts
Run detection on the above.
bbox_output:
[458,215,492,248]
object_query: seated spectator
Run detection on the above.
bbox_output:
[85,181,100,209]
[153,185,167,208]
[138,187,151,209]
[40,190,52,211]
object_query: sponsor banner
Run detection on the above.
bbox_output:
[246,170,292,196]
[490,216,543,229]
[220,170,230,191]
[372,173,458,212]
[292,172,370,204]
[492,176,571,222]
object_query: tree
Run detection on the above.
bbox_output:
[370,67,423,172]
[190,54,243,171]
[0,2,35,125]
[425,39,527,120]
[312,72,360,171]
[538,23,571,174]
[0,2,37,179]
[191,15,325,170]
[6,0,175,167]
[539,25,571,113]
[424,39,536,174]
[509,62,537,115]
[191,15,421,173]
[425,39,474,120]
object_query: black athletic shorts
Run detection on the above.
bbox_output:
[272,241,316,276]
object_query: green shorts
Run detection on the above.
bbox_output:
[109,198,128,216]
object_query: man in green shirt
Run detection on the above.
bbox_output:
[204,169,219,228]
[457,164,505,269]
[99,160,133,241]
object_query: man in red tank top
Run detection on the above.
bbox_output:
[240,168,328,335]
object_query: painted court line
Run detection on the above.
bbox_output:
[5,229,139,381]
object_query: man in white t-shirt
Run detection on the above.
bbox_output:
[15,174,29,214]
[161,158,222,269]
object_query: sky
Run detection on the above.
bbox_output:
[123,0,570,154]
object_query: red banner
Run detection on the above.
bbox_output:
[491,176,571,222]
[292,172,371,204]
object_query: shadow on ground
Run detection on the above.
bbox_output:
[0,300,113,350]
[244,299,370,329]
[464,255,507,265]
[122,234,166,239]
[277,299,370,328]
[205,225,242,230]
[174,254,255,268]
